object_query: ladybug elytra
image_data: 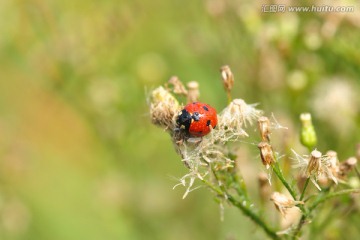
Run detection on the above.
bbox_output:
[176,102,218,137]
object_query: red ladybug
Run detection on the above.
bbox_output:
[176,102,218,137]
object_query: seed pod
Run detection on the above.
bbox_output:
[306,150,322,178]
[258,116,271,142]
[258,141,275,169]
[186,81,200,103]
[220,65,234,92]
[271,192,304,216]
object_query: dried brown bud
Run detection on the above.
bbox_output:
[167,76,188,96]
[271,192,304,216]
[186,81,200,103]
[258,142,275,169]
[220,65,234,91]
[338,157,358,179]
[306,150,322,178]
[292,149,338,190]
[258,116,271,142]
[220,65,234,102]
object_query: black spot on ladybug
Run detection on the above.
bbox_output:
[206,120,211,126]
[192,102,198,105]
[203,106,209,111]
[192,112,200,121]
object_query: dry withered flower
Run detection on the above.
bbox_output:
[220,65,234,92]
[258,141,275,169]
[271,192,304,217]
[258,116,271,142]
[338,157,358,179]
[167,76,188,96]
[149,86,180,130]
[292,149,338,190]
[186,81,200,103]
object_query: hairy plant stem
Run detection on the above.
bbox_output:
[202,169,281,240]
[308,189,360,211]
[226,195,280,240]
[291,189,360,239]
[272,162,297,200]
[272,158,310,218]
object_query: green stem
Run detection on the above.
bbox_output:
[291,189,360,239]
[272,163,307,216]
[309,189,360,211]
[354,167,360,180]
[300,178,310,201]
[203,170,280,240]
[227,195,281,240]
[226,90,232,104]
[272,163,297,200]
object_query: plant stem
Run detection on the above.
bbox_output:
[291,189,360,239]
[272,162,307,216]
[272,163,297,200]
[309,189,360,211]
[203,170,280,240]
[300,178,310,201]
[291,214,307,240]
[354,167,360,180]
[227,195,281,240]
[226,90,232,104]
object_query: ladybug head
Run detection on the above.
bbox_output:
[176,109,192,131]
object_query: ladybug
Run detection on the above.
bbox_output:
[176,102,218,137]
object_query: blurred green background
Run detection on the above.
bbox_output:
[0,0,359,239]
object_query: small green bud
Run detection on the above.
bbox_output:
[300,113,317,150]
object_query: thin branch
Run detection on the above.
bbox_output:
[300,178,310,201]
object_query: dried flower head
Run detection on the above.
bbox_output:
[167,76,188,96]
[258,116,271,142]
[292,149,338,190]
[186,81,200,103]
[271,192,304,217]
[306,150,322,178]
[149,86,180,130]
[326,150,339,176]
[258,142,275,169]
[219,99,262,137]
[338,157,358,179]
[220,65,234,92]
